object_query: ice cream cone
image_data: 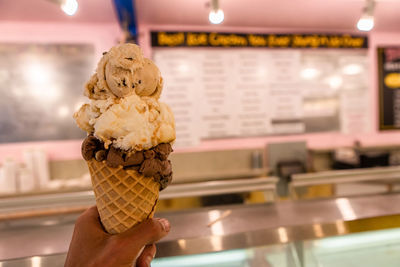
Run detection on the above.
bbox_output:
[87,159,159,234]
[74,44,175,234]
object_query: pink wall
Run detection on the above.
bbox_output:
[0,21,121,56]
[0,21,400,163]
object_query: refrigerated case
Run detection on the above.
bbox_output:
[152,226,400,267]
[3,221,400,267]
[303,227,400,267]
[1,243,301,267]
[152,243,300,267]
[1,193,400,267]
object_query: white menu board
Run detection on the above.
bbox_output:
[200,50,236,138]
[154,51,201,148]
[231,51,271,136]
[153,48,369,148]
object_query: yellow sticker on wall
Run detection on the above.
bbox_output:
[384,73,400,89]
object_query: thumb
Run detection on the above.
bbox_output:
[114,218,170,253]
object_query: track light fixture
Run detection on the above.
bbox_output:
[209,0,224,24]
[357,0,375,32]
[47,0,78,16]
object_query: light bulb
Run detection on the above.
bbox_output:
[61,0,78,16]
[357,15,374,31]
[209,9,224,24]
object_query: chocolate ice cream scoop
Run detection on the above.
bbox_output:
[125,151,144,166]
[106,146,125,168]
[159,160,172,176]
[83,135,174,190]
[140,158,162,177]
[82,135,101,161]
[159,173,172,191]
[154,143,173,160]
[95,150,107,161]
[144,150,156,159]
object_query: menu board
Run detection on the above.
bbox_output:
[378,47,400,130]
[153,48,369,148]
[155,51,202,147]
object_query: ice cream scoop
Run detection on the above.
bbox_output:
[84,44,162,100]
[74,44,175,152]
[133,58,163,98]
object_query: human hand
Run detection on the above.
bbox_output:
[64,206,170,267]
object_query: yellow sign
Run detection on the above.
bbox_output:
[384,73,400,89]
[151,32,368,49]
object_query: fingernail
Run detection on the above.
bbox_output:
[157,218,170,232]
[145,255,153,266]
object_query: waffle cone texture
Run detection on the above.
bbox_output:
[87,159,159,234]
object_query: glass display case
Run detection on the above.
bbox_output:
[152,227,400,267]
[3,226,400,267]
[1,193,400,267]
[303,227,400,267]
[153,243,300,267]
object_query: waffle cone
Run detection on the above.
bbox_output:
[87,159,159,234]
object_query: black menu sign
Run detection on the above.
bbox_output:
[378,47,400,130]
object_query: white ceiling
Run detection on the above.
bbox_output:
[1,0,399,31]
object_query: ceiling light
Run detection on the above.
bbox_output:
[47,0,78,16]
[61,0,78,16]
[209,0,224,24]
[357,14,374,32]
[357,0,375,31]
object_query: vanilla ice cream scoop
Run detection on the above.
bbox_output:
[93,94,175,150]
[74,43,175,152]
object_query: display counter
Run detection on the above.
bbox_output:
[290,165,400,199]
[1,193,400,266]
